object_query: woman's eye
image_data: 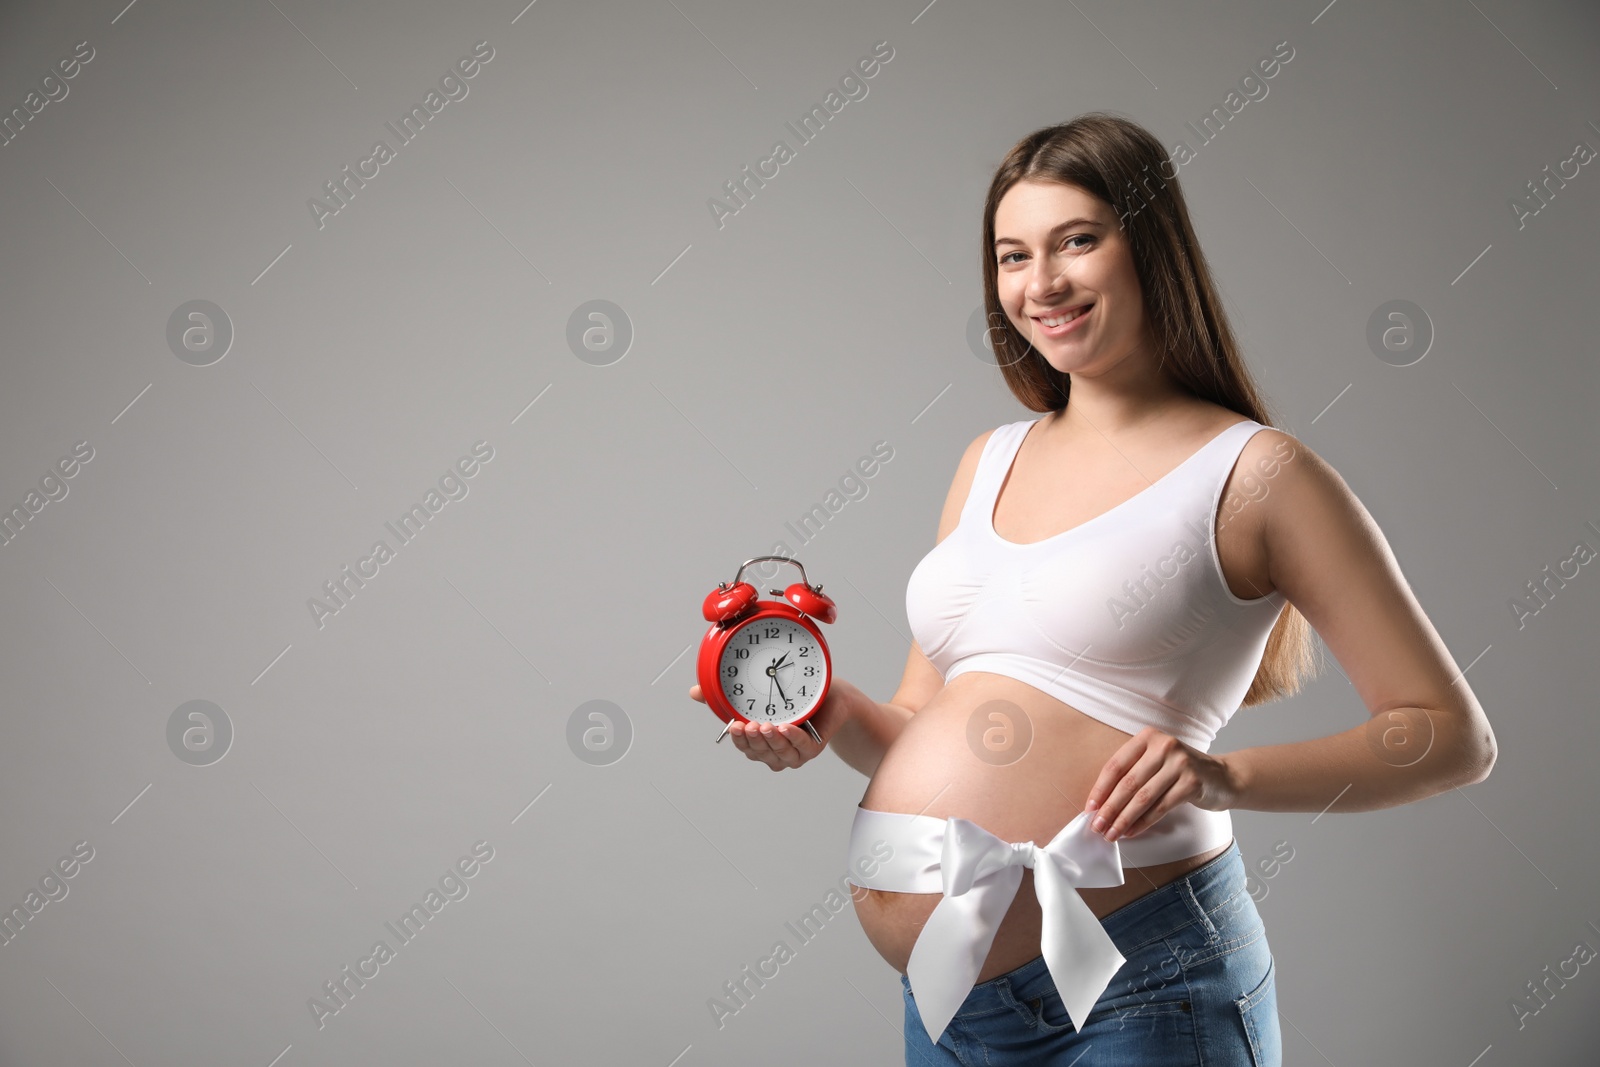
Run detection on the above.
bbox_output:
[998,236,1091,265]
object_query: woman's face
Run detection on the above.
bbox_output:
[992,180,1152,380]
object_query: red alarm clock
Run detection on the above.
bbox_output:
[697,555,838,745]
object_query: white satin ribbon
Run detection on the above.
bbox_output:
[904,811,1127,1045]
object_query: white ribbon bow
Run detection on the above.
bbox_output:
[905,811,1127,1045]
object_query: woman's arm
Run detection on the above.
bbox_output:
[1087,431,1497,840]
[1220,432,1496,812]
[1221,707,1487,815]
[827,682,917,778]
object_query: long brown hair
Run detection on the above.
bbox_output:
[979,111,1319,706]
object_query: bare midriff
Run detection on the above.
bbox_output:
[853,671,1229,982]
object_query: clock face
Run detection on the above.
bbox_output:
[717,616,827,724]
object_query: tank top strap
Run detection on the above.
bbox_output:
[961,419,1036,524]
[1198,419,1273,511]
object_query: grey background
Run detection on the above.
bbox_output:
[1,0,1596,1064]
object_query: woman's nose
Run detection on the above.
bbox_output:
[1025,262,1067,299]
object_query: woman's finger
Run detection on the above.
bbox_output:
[1086,733,1150,814]
[728,720,758,755]
[757,724,802,767]
[1104,761,1183,841]
[1093,744,1167,835]
[775,723,819,757]
[735,721,786,766]
[1122,770,1197,839]
[724,719,818,771]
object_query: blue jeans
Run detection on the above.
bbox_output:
[901,841,1279,1066]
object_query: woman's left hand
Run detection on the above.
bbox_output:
[1085,727,1241,841]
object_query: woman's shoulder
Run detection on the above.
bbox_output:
[1183,398,1256,432]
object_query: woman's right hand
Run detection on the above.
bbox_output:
[688,678,860,772]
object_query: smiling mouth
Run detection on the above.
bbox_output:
[1033,305,1092,327]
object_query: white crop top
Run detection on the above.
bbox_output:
[905,415,1287,753]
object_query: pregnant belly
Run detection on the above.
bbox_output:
[852,671,1228,982]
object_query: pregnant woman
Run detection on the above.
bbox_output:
[690,112,1497,1067]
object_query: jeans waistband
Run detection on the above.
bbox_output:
[1095,838,1245,950]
